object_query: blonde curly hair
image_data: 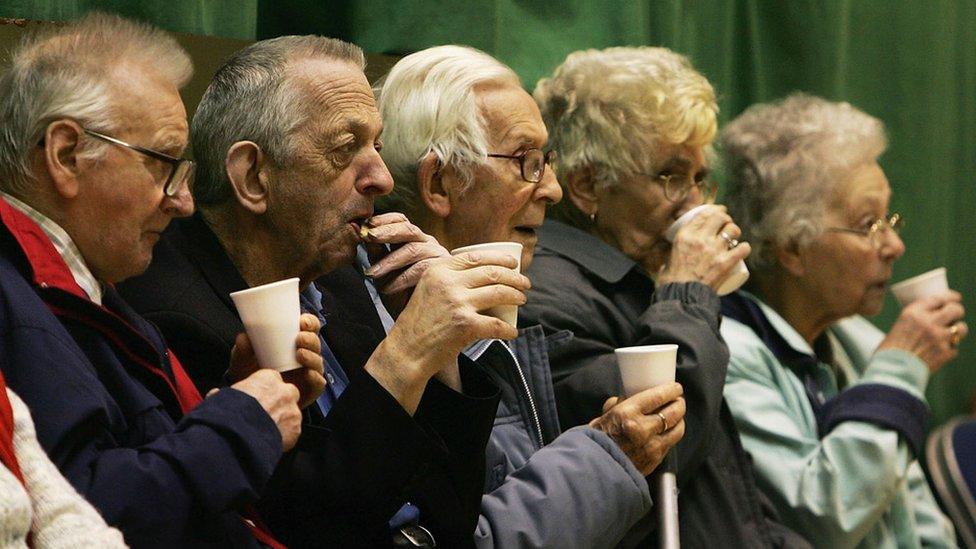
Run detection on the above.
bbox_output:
[534,46,718,189]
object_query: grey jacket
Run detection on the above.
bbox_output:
[471,327,653,548]
[521,219,810,549]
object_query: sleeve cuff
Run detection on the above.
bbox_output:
[651,282,721,326]
[820,383,929,456]
[416,357,500,455]
[861,348,930,398]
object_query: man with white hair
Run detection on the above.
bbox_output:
[120,36,527,548]
[0,13,323,548]
[340,44,693,548]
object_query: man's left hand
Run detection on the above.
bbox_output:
[228,313,326,408]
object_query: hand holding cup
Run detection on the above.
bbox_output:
[589,382,686,475]
[366,250,530,412]
[228,313,326,408]
[659,204,750,295]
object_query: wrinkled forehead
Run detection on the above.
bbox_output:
[828,162,891,214]
[288,58,379,123]
[107,62,189,146]
[476,83,548,148]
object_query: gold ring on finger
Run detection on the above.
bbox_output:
[656,412,669,435]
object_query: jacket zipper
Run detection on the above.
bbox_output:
[501,342,545,448]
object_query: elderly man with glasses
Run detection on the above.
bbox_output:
[0,13,326,548]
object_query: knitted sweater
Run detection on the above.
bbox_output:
[0,389,126,548]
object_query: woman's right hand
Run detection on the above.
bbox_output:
[878,291,967,373]
[657,205,751,291]
[589,382,686,476]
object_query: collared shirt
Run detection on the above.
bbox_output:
[356,246,396,333]
[299,283,349,416]
[1,192,103,304]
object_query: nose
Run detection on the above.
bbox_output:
[879,228,906,261]
[161,182,194,218]
[537,170,563,205]
[355,148,395,197]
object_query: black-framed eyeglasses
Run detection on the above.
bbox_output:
[83,129,194,197]
[652,171,718,203]
[826,213,904,250]
[487,148,557,184]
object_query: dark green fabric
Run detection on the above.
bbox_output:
[2,0,973,425]
[0,0,256,39]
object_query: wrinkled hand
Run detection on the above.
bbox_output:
[231,369,302,451]
[366,251,530,413]
[363,212,450,292]
[878,291,967,373]
[657,205,751,291]
[589,382,686,476]
[228,314,326,408]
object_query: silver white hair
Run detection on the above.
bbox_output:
[0,12,192,196]
[720,93,888,271]
[190,35,365,207]
[374,44,521,217]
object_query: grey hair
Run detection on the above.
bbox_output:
[191,35,365,207]
[374,45,521,218]
[720,93,888,271]
[0,11,192,195]
[535,46,718,191]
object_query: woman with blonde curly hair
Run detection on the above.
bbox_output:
[521,46,808,547]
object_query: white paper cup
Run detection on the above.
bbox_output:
[229,278,302,372]
[890,267,948,307]
[450,242,523,327]
[665,204,749,296]
[615,344,678,397]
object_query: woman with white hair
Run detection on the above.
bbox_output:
[521,47,809,547]
[720,93,962,548]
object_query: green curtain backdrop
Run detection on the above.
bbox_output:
[2,0,974,426]
[0,0,256,39]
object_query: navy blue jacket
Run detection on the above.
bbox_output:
[0,199,282,547]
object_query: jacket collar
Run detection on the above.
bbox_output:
[0,197,87,299]
[1,198,203,416]
[537,219,638,284]
[172,213,250,314]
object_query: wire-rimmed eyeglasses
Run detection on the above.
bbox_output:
[487,148,557,184]
[826,213,904,250]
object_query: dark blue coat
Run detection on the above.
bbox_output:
[0,199,282,547]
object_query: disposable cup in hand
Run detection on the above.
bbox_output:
[890,267,948,307]
[665,204,749,296]
[229,278,302,372]
[450,242,523,327]
[615,344,678,397]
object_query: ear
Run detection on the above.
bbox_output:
[776,240,806,277]
[417,152,451,219]
[225,141,269,215]
[43,120,86,199]
[565,166,599,216]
